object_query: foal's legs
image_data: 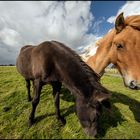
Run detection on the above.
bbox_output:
[29,79,42,127]
[51,81,66,125]
[25,79,32,101]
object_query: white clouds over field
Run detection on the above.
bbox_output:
[0,1,98,64]
[0,1,140,64]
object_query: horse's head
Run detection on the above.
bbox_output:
[76,90,111,137]
[87,13,140,90]
[110,13,140,89]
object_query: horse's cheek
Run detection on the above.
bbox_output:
[109,48,117,63]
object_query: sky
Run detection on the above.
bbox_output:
[90,1,126,36]
[0,1,140,64]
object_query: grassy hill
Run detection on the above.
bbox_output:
[0,66,140,139]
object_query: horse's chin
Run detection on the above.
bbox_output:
[124,81,140,90]
[123,77,140,90]
[128,86,140,90]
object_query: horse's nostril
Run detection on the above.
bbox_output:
[129,80,137,89]
[130,80,135,86]
[128,80,140,90]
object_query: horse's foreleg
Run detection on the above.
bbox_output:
[51,81,66,125]
[25,79,32,101]
[29,79,42,127]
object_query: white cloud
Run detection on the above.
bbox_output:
[80,36,102,61]
[118,1,140,17]
[107,1,140,24]
[0,1,100,64]
[0,28,22,47]
[107,16,115,24]
[92,17,105,34]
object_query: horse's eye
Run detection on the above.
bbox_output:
[116,44,123,49]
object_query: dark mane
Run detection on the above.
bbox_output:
[51,41,100,82]
[50,41,110,98]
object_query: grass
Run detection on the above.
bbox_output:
[0,66,140,139]
[105,68,119,74]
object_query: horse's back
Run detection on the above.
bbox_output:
[16,41,90,83]
[30,41,65,81]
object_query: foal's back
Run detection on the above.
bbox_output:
[16,40,99,87]
[16,41,83,82]
[30,41,91,84]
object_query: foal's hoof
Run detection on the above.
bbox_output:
[58,117,66,125]
[28,98,32,102]
[28,119,34,127]
[3,106,11,112]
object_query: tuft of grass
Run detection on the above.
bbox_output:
[0,66,140,139]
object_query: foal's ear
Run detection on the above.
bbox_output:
[94,92,111,102]
[101,99,111,109]
[115,12,125,33]
[94,92,111,109]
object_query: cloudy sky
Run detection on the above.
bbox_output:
[0,1,140,64]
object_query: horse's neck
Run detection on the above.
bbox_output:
[62,69,93,98]
[63,81,93,99]
[88,50,110,76]
[89,30,116,75]
[87,55,96,71]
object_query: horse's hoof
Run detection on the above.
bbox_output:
[28,98,32,102]
[59,117,66,125]
[3,107,11,112]
[28,119,34,127]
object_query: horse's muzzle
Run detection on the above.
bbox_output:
[128,80,140,90]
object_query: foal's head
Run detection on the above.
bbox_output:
[76,90,111,137]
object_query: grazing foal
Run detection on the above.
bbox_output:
[16,41,111,137]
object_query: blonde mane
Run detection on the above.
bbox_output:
[125,15,140,30]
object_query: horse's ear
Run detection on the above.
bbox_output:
[101,99,111,109]
[95,92,111,102]
[94,92,111,109]
[115,12,125,33]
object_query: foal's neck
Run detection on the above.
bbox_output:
[62,70,94,98]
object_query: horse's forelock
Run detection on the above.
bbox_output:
[96,29,116,48]
[125,15,140,31]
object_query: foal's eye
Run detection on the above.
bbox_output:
[116,44,123,49]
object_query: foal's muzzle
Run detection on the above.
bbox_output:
[84,126,97,137]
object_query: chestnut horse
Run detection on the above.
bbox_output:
[16,40,111,137]
[87,13,140,90]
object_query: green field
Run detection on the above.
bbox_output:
[0,66,140,139]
